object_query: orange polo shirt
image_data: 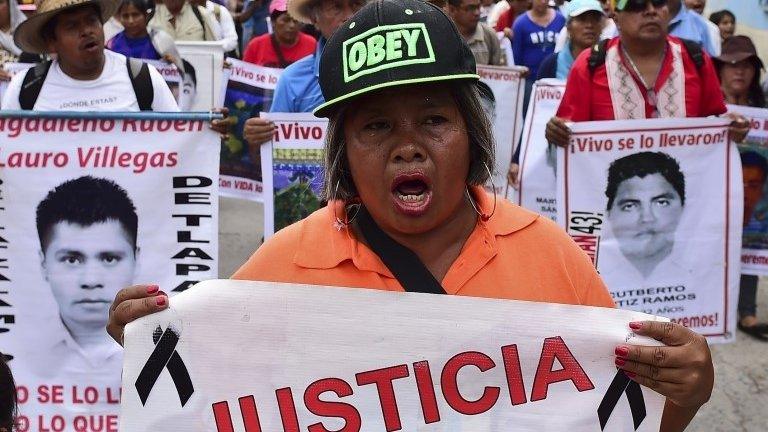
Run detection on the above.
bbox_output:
[233,189,615,308]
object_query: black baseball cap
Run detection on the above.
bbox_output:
[313,0,479,118]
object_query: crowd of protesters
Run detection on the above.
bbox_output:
[0,0,768,428]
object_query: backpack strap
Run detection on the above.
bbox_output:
[269,33,290,68]
[678,38,704,69]
[190,4,210,41]
[18,60,52,110]
[587,39,609,74]
[126,58,154,111]
[355,207,447,295]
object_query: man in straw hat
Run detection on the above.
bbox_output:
[241,0,366,149]
[1,0,179,110]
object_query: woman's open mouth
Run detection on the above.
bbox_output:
[391,172,433,217]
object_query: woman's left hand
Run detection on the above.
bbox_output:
[615,321,713,408]
[725,112,750,144]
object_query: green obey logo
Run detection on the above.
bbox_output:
[342,23,435,83]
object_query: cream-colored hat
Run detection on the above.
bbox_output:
[286,0,316,24]
[13,0,120,54]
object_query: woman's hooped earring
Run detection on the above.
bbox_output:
[466,162,497,222]
[332,179,361,231]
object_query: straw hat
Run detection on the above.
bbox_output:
[286,0,315,24]
[13,0,120,54]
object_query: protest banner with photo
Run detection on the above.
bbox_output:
[517,79,565,221]
[0,115,220,430]
[727,105,768,275]
[219,59,283,202]
[476,65,526,197]
[260,113,327,238]
[176,41,226,110]
[557,118,741,343]
[144,60,184,105]
[121,280,667,431]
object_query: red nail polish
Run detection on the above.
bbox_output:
[615,357,626,367]
[624,371,636,379]
[615,346,629,357]
[156,296,167,306]
[147,285,159,294]
[629,322,643,330]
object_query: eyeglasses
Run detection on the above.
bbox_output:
[618,0,668,13]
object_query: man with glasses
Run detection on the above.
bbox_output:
[543,0,748,147]
[242,0,366,147]
[448,0,505,65]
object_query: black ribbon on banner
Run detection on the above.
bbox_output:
[597,371,647,430]
[135,326,194,406]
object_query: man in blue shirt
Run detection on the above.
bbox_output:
[243,0,366,146]
[667,0,718,56]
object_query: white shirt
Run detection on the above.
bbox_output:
[487,0,510,29]
[12,319,124,426]
[2,50,180,111]
[206,0,239,53]
[705,19,721,56]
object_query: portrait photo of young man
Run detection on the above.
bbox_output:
[31,175,139,377]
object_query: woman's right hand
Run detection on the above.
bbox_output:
[107,284,169,346]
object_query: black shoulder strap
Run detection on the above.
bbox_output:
[270,33,290,68]
[679,38,704,69]
[126,58,154,111]
[587,39,609,74]
[19,60,53,110]
[355,207,446,295]
[190,5,210,41]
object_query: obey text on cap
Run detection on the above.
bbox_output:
[342,23,435,83]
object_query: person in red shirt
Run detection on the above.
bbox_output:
[242,0,316,68]
[494,0,530,37]
[543,0,749,147]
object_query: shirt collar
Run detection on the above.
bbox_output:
[670,5,688,26]
[293,186,538,272]
[313,37,326,78]
[467,24,485,43]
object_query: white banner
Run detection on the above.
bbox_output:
[121,280,666,431]
[726,105,768,275]
[260,112,327,238]
[176,41,226,111]
[0,116,220,430]
[517,79,565,221]
[219,59,283,202]
[476,65,526,197]
[557,118,741,343]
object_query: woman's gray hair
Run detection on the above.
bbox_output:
[322,81,496,202]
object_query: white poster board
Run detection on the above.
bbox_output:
[219,59,283,202]
[476,65,526,197]
[726,104,768,275]
[557,117,741,343]
[260,112,327,238]
[0,116,221,430]
[517,79,565,221]
[121,280,666,431]
[176,41,226,110]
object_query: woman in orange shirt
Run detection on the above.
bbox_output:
[108,0,714,429]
